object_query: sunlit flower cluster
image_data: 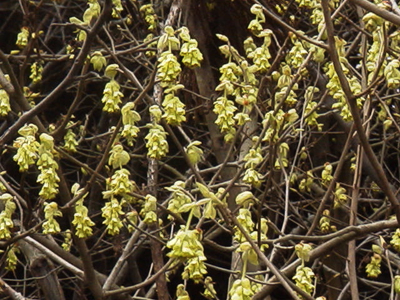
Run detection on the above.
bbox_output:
[229,278,254,300]
[157,51,181,88]
[326,37,364,121]
[13,124,40,172]
[0,86,11,117]
[166,181,192,220]
[333,183,347,208]
[179,27,203,68]
[101,197,124,235]
[71,183,95,238]
[103,168,136,202]
[140,4,157,31]
[121,102,141,146]
[42,201,62,234]
[5,246,19,271]
[37,134,60,200]
[62,229,72,251]
[0,194,16,240]
[185,141,204,165]
[162,84,186,125]
[112,0,123,18]
[108,144,130,169]
[390,228,400,252]
[90,51,107,72]
[275,65,298,106]
[30,61,43,84]
[167,226,207,283]
[243,137,263,187]
[293,243,315,297]
[262,108,298,143]
[16,27,29,49]
[63,121,79,153]
[140,194,157,224]
[365,246,382,278]
[304,86,322,130]
[286,34,308,70]
[145,124,169,159]
[101,64,124,113]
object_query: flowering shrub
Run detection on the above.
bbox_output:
[2,1,400,299]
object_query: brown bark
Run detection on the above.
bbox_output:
[18,240,66,300]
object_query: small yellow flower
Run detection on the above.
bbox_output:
[42,202,62,234]
[16,27,29,48]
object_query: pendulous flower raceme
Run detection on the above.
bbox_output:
[30,61,43,84]
[140,4,157,32]
[145,123,169,159]
[90,51,107,72]
[157,51,181,88]
[37,133,60,200]
[286,33,308,70]
[166,181,192,220]
[304,86,322,130]
[274,142,290,169]
[140,194,157,224]
[333,183,347,208]
[319,209,334,233]
[102,168,136,202]
[13,124,40,172]
[62,229,72,251]
[274,65,298,106]
[101,197,124,236]
[384,59,400,89]
[390,228,400,252]
[248,4,265,36]
[179,27,203,68]
[185,141,204,165]
[213,95,237,142]
[293,243,315,297]
[325,37,364,121]
[108,144,130,169]
[101,64,123,113]
[262,108,298,143]
[16,27,29,49]
[62,121,79,153]
[121,102,141,146]
[176,284,190,300]
[321,162,333,187]
[125,210,138,233]
[365,245,382,278]
[42,201,62,234]
[247,29,273,73]
[111,0,123,18]
[167,226,208,283]
[162,84,186,125]
[0,193,16,240]
[203,276,217,299]
[229,278,254,300]
[71,183,95,238]
[0,86,10,117]
[242,137,263,187]
[5,245,19,271]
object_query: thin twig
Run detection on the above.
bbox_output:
[321,0,400,225]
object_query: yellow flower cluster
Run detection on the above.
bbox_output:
[71,184,95,238]
[0,194,16,239]
[167,226,207,283]
[42,202,62,234]
[101,64,124,113]
[37,134,60,200]
[13,124,40,172]
[121,102,141,146]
